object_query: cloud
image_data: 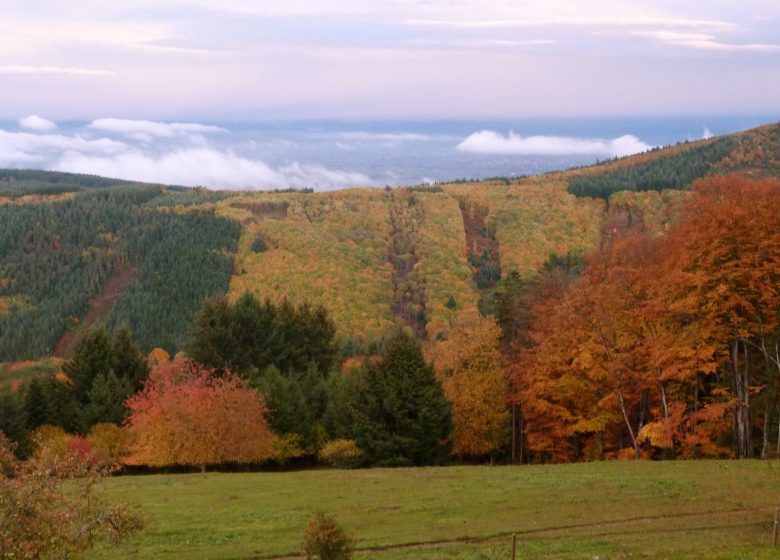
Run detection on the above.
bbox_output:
[456,130,652,157]
[408,17,735,30]
[0,130,127,166]
[702,127,714,140]
[634,30,780,52]
[52,149,371,190]
[0,65,115,76]
[89,118,226,138]
[0,124,371,190]
[18,115,57,132]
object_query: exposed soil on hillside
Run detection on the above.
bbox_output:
[231,201,289,220]
[459,199,501,290]
[387,192,427,339]
[599,203,647,249]
[54,265,140,357]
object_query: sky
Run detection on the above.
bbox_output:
[0,1,778,189]
[1,0,779,120]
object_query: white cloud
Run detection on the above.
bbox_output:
[18,115,57,132]
[89,118,226,138]
[0,130,127,166]
[456,130,652,157]
[0,65,115,76]
[53,148,371,190]
[0,124,371,190]
[634,30,780,52]
[702,127,714,140]
[408,16,735,30]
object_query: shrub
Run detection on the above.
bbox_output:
[273,433,306,465]
[0,431,143,558]
[87,423,131,467]
[31,424,69,460]
[318,439,362,468]
[302,512,353,560]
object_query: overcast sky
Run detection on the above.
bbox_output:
[1,0,779,120]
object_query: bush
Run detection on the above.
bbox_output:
[0,431,143,558]
[302,512,353,560]
[31,424,69,460]
[318,439,362,468]
[87,423,131,467]
[273,433,306,465]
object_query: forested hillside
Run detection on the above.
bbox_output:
[1,122,778,363]
[0,181,240,360]
[1,122,780,470]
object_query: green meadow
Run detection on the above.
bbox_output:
[88,460,780,559]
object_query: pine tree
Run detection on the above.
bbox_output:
[354,330,452,466]
[24,378,51,429]
[64,327,114,402]
[0,390,29,457]
[41,377,80,433]
[111,326,149,391]
[80,372,134,430]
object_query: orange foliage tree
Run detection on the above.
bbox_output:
[124,358,275,470]
[655,174,780,458]
[514,174,780,461]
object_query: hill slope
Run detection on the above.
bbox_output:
[0,121,778,362]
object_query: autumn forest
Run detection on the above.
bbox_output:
[1,122,780,557]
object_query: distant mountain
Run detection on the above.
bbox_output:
[1,121,778,363]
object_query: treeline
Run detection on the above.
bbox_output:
[0,168,142,198]
[512,175,780,461]
[0,185,240,359]
[0,326,148,454]
[567,137,738,199]
[0,294,456,469]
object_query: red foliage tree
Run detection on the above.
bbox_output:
[124,358,275,470]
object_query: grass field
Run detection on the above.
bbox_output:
[87,461,780,559]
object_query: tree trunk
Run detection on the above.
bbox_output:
[617,388,640,459]
[200,463,207,474]
[777,405,780,459]
[731,340,753,459]
[761,395,776,459]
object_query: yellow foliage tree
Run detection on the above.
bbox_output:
[431,312,510,457]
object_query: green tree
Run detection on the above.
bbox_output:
[111,326,150,391]
[24,378,52,430]
[64,327,114,402]
[188,293,337,376]
[0,390,29,457]
[353,331,452,466]
[80,372,134,429]
[41,377,80,433]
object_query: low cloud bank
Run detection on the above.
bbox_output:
[53,149,371,190]
[0,121,372,191]
[89,118,226,138]
[19,115,58,132]
[457,130,652,157]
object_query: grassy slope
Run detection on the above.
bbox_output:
[88,461,780,560]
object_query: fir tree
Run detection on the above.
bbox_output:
[64,327,113,402]
[353,330,452,466]
[0,390,29,457]
[111,326,150,390]
[80,372,134,430]
[24,378,51,429]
